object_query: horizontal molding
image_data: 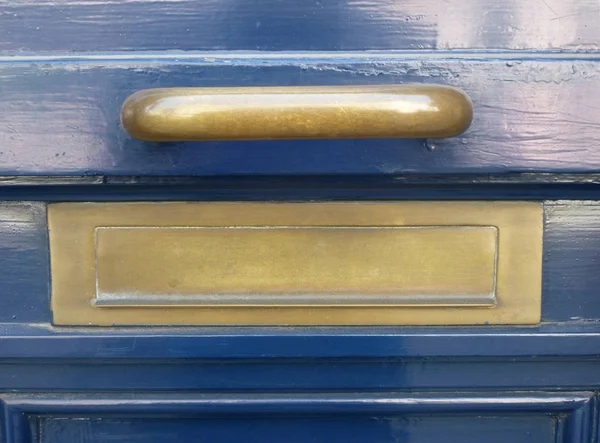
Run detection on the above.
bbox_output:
[4,173,600,187]
[1,392,593,443]
[2,357,600,392]
[6,324,600,358]
[0,176,103,186]
[2,392,593,414]
[1,50,600,65]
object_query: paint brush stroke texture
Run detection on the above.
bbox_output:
[0,54,599,175]
[0,0,598,51]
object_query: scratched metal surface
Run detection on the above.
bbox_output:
[0,0,598,52]
[1,53,599,176]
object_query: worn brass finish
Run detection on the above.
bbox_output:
[121,85,473,142]
[49,202,542,326]
[95,226,498,307]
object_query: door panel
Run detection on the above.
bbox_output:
[38,416,554,443]
[2,393,590,443]
[1,1,599,442]
[1,55,599,176]
[1,0,597,52]
[2,200,600,325]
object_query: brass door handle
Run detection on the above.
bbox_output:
[121,85,473,142]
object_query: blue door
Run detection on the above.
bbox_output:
[1,0,599,441]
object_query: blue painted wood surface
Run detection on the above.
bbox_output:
[38,416,553,443]
[2,349,600,392]
[2,1,600,440]
[0,201,599,439]
[1,0,598,52]
[1,53,600,176]
[1,393,594,443]
[0,202,49,324]
[2,200,599,325]
[0,202,599,397]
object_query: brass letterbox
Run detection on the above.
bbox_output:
[49,202,543,326]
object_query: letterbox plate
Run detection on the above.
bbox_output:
[49,202,543,325]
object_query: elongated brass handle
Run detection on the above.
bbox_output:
[121,85,473,142]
